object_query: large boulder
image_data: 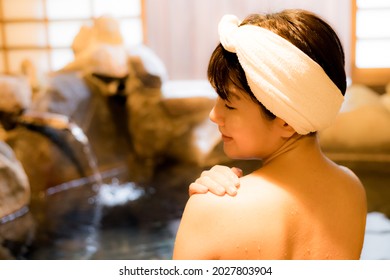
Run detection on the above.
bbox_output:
[320,84,390,153]
[0,141,30,219]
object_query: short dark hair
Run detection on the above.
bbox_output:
[207,9,346,120]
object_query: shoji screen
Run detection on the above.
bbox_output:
[352,0,390,84]
[0,0,144,74]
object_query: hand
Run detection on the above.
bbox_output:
[189,165,243,197]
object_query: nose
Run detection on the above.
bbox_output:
[209,102,223,126]
[209,106,217,123]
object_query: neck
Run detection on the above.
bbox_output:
[261,133,321,167]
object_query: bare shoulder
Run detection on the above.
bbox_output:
[173,174,292,259]
[335,164,366,195]
[338,164,361,181]
[184,174,289,218]
[337,164,367,207]
[172,191,236,259]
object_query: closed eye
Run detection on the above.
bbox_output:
[225,104,235,110]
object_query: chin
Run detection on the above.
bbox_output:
[223,149,256,160]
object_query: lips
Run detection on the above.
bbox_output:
[218,127,232,141]
[221,133,233,142]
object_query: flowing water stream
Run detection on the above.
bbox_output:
[1,111,151,259]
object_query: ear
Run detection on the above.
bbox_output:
[274,117,296,138]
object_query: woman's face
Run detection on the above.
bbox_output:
[209,86,283,160]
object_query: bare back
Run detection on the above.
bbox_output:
[214,161,367,259]
[173,151,367,260]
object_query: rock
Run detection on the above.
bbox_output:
[0,75,31,114]
[319,84,390,152]
[0,141,30,218]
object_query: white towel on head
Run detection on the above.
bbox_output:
[218,14,344,135]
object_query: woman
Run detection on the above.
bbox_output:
[173,9,367,260]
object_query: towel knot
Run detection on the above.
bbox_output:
[218,14,241,53]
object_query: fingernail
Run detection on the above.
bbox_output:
[217,187,225,195]
[229,187,237,196]
[232,167,243,177]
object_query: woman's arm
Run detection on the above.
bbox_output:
[188,165,242,196]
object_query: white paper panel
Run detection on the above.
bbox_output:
[356,10,390,38]
[357,0,390,8]
[5,23,47,47]
[2,0,44,19]
[120,19,143,46]
[50,49,75,71]
[48,21,89,47]
[7,50,50,74]
[94,0,141,17]
[46,0,91,19]
[356,39,390,68]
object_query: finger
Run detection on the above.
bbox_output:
[210,165,231,172]
[204,165,240,196]
[195,175,225,196]
[188,182,208,196]
[211,165,240,187]
[231,167,243,178]
[209,170,238,195]
[201,169,231,185]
